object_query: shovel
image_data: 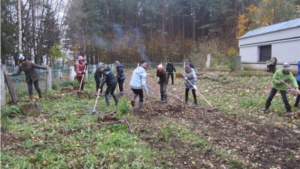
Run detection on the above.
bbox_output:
[178,73,218,111]
[78,65,87,92]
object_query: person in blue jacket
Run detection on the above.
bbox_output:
[294,61,300,108]
[129,62,149,111]
[114,61,125,94]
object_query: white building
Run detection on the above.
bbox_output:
[238,18,300,73]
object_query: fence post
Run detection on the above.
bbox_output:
[206,54,211,68]
[85,66,88,81]
[236,55,241,70]
[70,66,74,81]
[0,68,5,106]
[46,67,52,91]
[93,65,96,74]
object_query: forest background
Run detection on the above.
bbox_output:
[1,0,300,68]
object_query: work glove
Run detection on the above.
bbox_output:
[193,85,197,90]
[81,72,85,75]
[45,65,49,69]
[184,77,187,80]
[278,80,284,84]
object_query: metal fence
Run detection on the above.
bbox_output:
[3,62,186,101]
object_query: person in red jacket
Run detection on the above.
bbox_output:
[156,64,168,102]
[75,56,87,91]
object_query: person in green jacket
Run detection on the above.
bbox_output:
[263,62,300,113]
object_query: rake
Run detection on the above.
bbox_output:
[176,72,219,111]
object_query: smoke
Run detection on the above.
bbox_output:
[89,22,151,66]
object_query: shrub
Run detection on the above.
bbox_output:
[117,98,130,115]
[1,105,22,118]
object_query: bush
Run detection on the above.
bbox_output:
[117,98,130,115]
[52,83,58,90]
[59,80,77,87]
[1,105,22,118]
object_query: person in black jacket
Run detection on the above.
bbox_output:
[166,60,176,85]
[189,60,195,69]
[98,64,118,106]
[114,61,125,94]
[94,62,110,94]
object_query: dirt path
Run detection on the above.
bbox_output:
[123,71,300,168]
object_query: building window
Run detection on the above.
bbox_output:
[259,45,271,62]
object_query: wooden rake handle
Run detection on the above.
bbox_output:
[182,73,214,107]
[78,65,87,91]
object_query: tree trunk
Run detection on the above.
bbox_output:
[17,0,22,54]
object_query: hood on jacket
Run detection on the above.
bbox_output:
[78,56,84,61]
[115,61,123,67]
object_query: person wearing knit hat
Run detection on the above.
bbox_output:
[263,62,300,113]
[75,56,87,91]
[98,64,118,106]
[8,54,48,100]
[184,64,197,106]
[157,64,168,102]
[166,60,176,85]
[114,61,126,95]
[94,62,111,95]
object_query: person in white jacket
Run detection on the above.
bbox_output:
[184,65,197,106]
[129,62,149,111]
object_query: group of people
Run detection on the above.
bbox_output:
[7,54,300,114]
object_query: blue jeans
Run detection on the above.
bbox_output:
[265,88,291,111]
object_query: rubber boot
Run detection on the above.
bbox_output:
[138,102,144,112]
[193,101,197,107]
[106,100,110,106]
[131,94,137,107]
[113,95,118,106]
[185,98,188,105]
[160,94,164,102]
[38,93,42,98]
[164,95,167,103]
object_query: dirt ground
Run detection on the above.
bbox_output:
[1,70,300,168]
[122,71,300,169]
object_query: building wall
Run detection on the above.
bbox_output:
[239,27,300,46]
[239,26,300,73]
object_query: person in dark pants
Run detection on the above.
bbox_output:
[266,57,277,73]
[184,65,197,106]
[294,61,300,108]
[8,54,48,100]
[98,64,118,106]
[129,62,149,111]
[115,61,125,94]
[94,62,110,95]
[263,62,300,113]
[75,56,87,91]
[157,64,168,102]
[166,60,176,85]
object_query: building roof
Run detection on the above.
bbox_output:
[239,18,300,39]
